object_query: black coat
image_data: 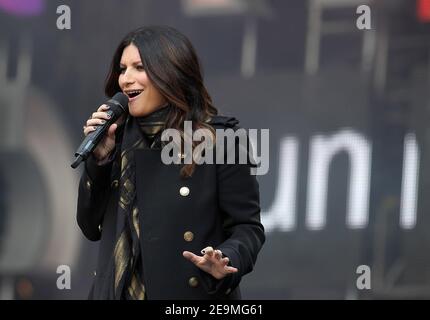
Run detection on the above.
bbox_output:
[76,115,265,300]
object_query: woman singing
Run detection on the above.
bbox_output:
[77,25,265,300]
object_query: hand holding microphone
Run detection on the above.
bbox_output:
[71,92,129,169]
[84,104,121,162]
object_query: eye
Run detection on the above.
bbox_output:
[136,65,145,71]
[119,66,126,74]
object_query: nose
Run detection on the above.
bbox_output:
[120,69,135,87]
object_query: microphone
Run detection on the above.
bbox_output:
[71,92,129,169]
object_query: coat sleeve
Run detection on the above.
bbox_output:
[201,127,265,295]
[76,153,115,241]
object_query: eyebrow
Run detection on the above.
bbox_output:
[119,61,143,66]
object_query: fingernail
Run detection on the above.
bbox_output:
[107,114,111,119]
[101,120,106,124]
[201,249,206,255]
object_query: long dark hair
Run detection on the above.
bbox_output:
[105,26,218,177]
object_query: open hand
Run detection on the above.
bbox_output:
[183,246,238,280]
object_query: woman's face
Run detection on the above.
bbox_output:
[118,44,167,117]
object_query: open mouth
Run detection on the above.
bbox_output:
[125,89,144,99]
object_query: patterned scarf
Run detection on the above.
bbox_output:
[111,104,171,300]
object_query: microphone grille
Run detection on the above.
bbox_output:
[111,92,129,113]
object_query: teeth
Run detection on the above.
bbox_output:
[126,89,144,98]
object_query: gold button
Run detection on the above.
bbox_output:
[225,288,231,295]
[183,231,194,242]
[180,186,190,197]
[188,277,199,288]
[111,180,119,188]
[86,180,91,190]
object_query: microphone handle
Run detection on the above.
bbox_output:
[71,109,116,168]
